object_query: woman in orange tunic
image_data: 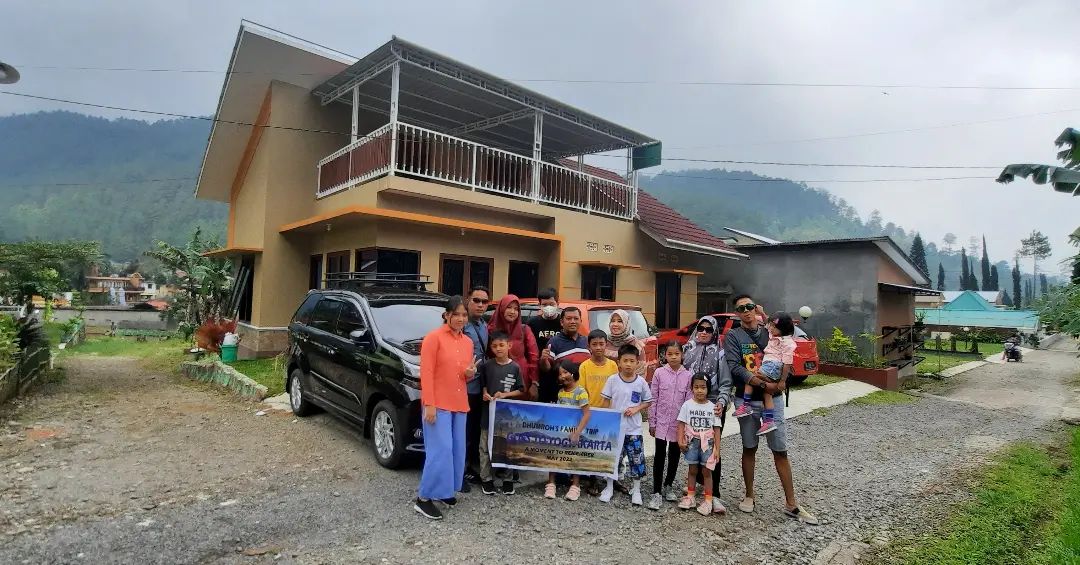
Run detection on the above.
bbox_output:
[413,296,477,521]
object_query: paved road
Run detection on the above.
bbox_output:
[1,349,1076,564]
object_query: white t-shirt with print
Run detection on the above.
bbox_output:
[677,398,722,444]
[601,373,653,436]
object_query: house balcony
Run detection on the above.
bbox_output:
[316,121,638,220]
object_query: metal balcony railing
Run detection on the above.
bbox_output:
[316,121,636,220]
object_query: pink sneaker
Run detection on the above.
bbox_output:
[696,499,712,516]
[757,418,777,436]
[733,404,754,419]
[678,495,696,510]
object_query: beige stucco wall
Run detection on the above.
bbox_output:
[219,80,713,342]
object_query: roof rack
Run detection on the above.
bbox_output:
[324,272,433,291]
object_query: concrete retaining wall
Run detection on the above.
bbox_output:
[180,359,269,400]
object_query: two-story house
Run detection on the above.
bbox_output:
[196,23,743,358]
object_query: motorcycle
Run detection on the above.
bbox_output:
[1003,340,1023,362]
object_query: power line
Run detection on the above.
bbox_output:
[0,177,195,189]
[11,63,1080,91]
[0,90,354,138]
[0,90,1004,171]
[649,173,991,183]
[593,153,1000,170]
[670,107,1080,150]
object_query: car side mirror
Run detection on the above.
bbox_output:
[349,329,369,343]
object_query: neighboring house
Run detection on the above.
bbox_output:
[86,272,146,305]
[195,23,744,358]
[916,290,1004,309]
[917,290,1039,334]
[718,227,782,246]
[708,236,938,376]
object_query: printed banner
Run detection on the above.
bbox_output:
[488,399,624,479]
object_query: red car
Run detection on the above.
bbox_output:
[657,313,819,384]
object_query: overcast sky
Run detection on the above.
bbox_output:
[3,1,1078,272]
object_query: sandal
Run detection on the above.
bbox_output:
[784,505,820,525]
[738,497,755,513]
[565,485,581,501]
[544,482,556,499]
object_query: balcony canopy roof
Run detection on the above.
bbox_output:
[312,37,658,159]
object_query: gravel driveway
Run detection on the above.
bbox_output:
[1,349,1076,564]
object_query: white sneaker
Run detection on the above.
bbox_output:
[631,489,643,506]
[599,483,614,503]
[647,493,662,510]
[663,486,679,502]
[713,498,727,514]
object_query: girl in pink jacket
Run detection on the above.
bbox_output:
[646,341,692,510]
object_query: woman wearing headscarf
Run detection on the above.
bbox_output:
[487,294,540,399]
[681,314,733,514]
[604,309,650,377]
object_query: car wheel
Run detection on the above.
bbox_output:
[371,399,406,469]
[787,375,808,386]
[288,368,316,416]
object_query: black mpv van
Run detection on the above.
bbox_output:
[285,276,447,468]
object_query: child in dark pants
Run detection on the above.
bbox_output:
[647,341,692,510]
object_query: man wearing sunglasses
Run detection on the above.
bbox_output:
[462,285,491,489]
[724,294,819,525]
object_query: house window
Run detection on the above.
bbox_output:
[309,255,323,290]
[508,261,539,299]
[440,254,493,296]
[355,248,420,275]
[654,272,681,329]
[581,266,616,301]
[237,256,255,323]
[325,251,351,281]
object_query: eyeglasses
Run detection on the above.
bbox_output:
[470,297,490,305]
[734,303,757,313]
[697,326,715,334]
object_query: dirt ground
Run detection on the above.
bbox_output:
[0,349,1076,564]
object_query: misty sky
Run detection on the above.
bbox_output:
[3,1,1078,272]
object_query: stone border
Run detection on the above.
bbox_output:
[180,359,269,401]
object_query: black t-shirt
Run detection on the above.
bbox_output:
[479,359,523,419]
[528,315,564,402]
[527,315,562,351]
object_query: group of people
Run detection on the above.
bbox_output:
[413,286,818,526]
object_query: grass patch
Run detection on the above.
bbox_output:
[795,374,846,388]
[922,340,1005,356]
[64,336,187,375]
[809,406,835,417]
[850,390,915,405]
[878,427,1080,565]
[917,351,984,373]
[230,357,285,397]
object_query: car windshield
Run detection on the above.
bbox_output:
[591,309,650,339]
[368,301,447,346]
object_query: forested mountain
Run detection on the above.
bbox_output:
[0,111,224,260]
[0,111,1056,291]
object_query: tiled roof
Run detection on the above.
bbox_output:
[635,190,735,253]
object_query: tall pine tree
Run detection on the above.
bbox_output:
[989,265,1000,291]
[1039,273,1048,295]
[967,258,980,291]
[909,233,929,280]
[937,263,946,291]
[1002,290,1013,307]
[960,247,971,290]
[1011,260,1022,310]
[980,235,992,290]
